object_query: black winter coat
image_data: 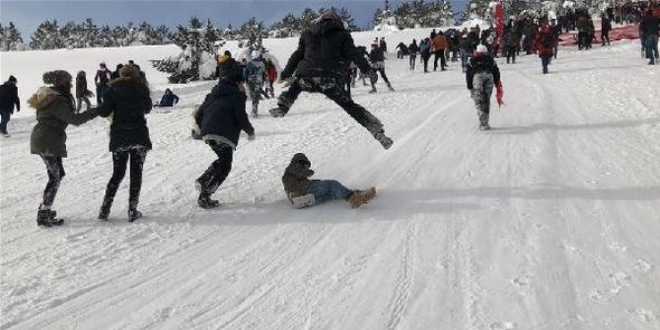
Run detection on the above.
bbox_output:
[195,79,254,149]
[466,54,501,90]
[0,82,20,113]
[369,48,385,62]
[96,77,152,152]
[281,18,371,80]
[408,42,419,54]
[641,15,660,35]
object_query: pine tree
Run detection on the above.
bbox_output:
[0,23,7,51]
[6,22,23,50]
[30,20,63,50]
[238,17,265,49]
[299,8,319,32]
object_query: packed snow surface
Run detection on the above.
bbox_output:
[2,29,660,330]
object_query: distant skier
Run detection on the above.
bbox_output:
[0,75,20,137]
[268,11,393,150]
[75,71,92,113]
[282,153,376,209]
[466,45,503,131]
[534,19,557,74]
[244,50,266,117]
[95,65,153,222]
[194,57,255,209]
[28,70,99,226]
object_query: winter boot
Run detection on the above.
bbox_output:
[37,209,64,227]
[347,187,377,208]
[252,105,259,118]
[98,197,113,221]
[198,193,220,209]
[479,112,490,131]
[387,85,395,92]
[128,208,142,222]
[369,87,377,94]
[269,106,286,118]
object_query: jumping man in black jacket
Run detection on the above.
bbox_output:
[269,11,393,150]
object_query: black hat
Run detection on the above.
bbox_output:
[43,70,72,87]
[8,75,17,83]
[218,57,243,83]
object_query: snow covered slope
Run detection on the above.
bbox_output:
[2,31,660,330]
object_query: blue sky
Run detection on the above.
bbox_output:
[1,0,469,38]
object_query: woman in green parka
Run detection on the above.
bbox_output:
[28,70,98,227]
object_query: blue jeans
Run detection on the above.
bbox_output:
[307,180,352,204]
[645,35,659,60]
[0,110,10,134]
[541,55,551,74]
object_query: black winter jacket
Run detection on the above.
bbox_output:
[409,42,419,54]
[281,18,371,80]
[96,77,152,151]
[369,47,385,62]
[466,54,501,90]
[641,15,660,35]
[195,79,254,149]
[0,82,20,113]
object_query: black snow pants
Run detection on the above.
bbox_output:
[197,141,233,196]
[40,155,65,208]
[103,147,148,211]
[433,50,447,70]
[276,77,384,135]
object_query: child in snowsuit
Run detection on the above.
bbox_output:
[194,58,255,209]
[282,153,375,209]
[95,65,153,222]
[244,50,266,117]
[534,21,557,74]
[28,70,99,226]
[466,45,502,131]
[265,59,278,98]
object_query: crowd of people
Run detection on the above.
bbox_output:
[1,8,659,227]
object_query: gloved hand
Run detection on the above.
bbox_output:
[247,133,256,141]
[495,81,504,107]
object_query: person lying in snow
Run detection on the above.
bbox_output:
[157,88,179,107]
[282,153,375,209]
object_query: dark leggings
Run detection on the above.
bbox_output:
[197,142,233,196]
[103,148,147,210]
[40,155,65,207]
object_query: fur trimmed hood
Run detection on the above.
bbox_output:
[28,87,68,110]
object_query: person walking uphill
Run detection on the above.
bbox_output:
[95,65,153,222]
[282,153,376,209]
[268,10,393,150]
[369,42,395,93]
[466,45,502,131]
[0,75,20,137]
[28,70,99,227]
[194,58,255,209]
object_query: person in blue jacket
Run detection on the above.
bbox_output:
[158,88,179,107]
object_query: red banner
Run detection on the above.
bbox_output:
[495,3,504,38]
[495,2,504,55]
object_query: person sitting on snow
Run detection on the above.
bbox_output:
[282,153,375,209]
[158,88,179,107]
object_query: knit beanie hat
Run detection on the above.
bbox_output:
[218,57,243,83]
[476,44,488,54]
[8,75,17,83]
[43,70,72,87]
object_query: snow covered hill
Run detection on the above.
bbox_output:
[1,29,660,330]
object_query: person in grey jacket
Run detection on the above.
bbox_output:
[28,70,98,226]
